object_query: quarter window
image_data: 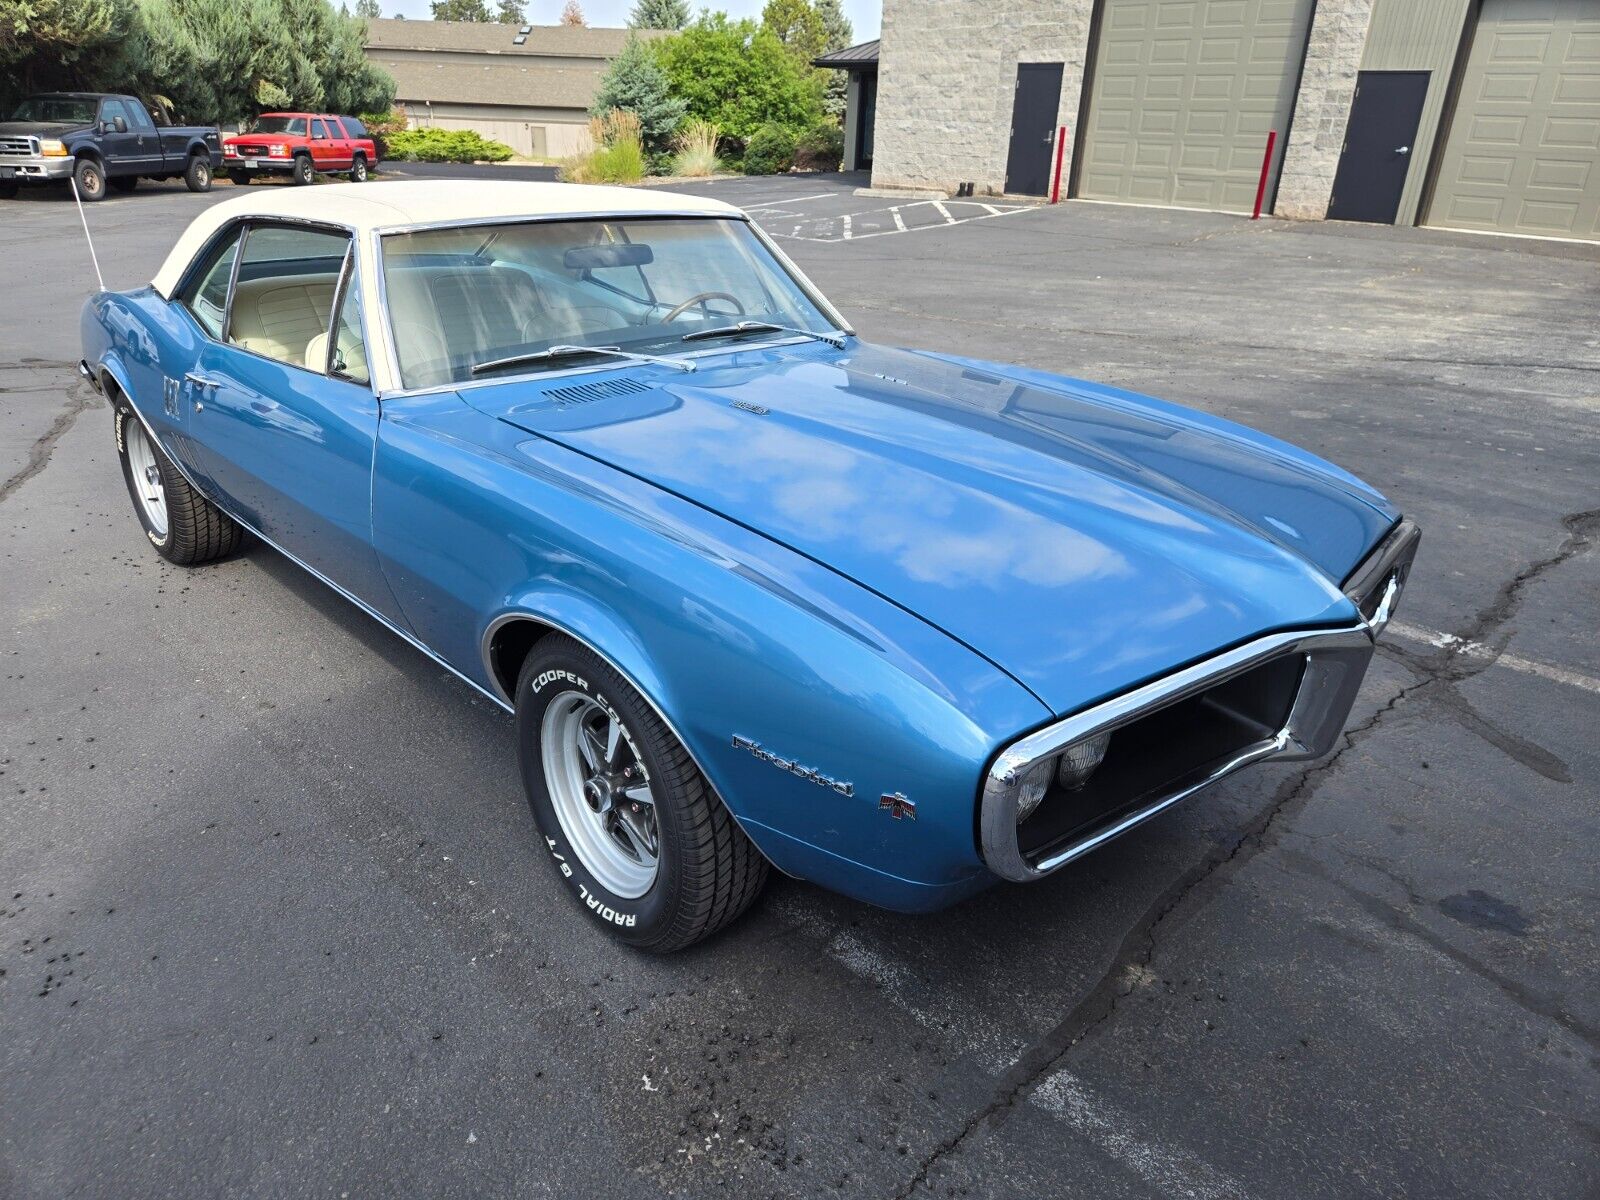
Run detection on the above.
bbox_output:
[327,253,371,386]
[228,225,352,369]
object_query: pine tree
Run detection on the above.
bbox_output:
[590,34,684,153]
[813,0,852,119]
[627,0,687,29]
[354,0,381,17]
[494,0,523,21]
[430,0,491,20]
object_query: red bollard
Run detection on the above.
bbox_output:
[1050,126,1068,204]
[1252,130,1278,220]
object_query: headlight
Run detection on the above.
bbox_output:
[40,139,69,157]
[1057,731,1112,790]
[1014,758,1055,824]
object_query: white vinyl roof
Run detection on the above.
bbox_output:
[150,180,744,298]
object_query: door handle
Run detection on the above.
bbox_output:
[1396,145,1411,155]
[183,372,220,390]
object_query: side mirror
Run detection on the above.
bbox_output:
[107,116,127,134]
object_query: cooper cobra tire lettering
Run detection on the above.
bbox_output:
[531,668,587,694]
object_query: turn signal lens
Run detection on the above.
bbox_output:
[1015,758,1055,824]
[268,143,289,157]
[40,139,68,157]
[1057,731,1112,790]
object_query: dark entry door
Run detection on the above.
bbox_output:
[1328,71,1430,224]
[1005,63,1064,196]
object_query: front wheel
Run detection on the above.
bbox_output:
[291,155,315,186]
[115,402,247,565]
[0,179,18,200]
[184,154,212,192]
[516,636,768,952]
[229,170,254,185]
[73,158,106,202]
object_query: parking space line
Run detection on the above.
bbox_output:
[841,214,853,240]
[1389,623,1600,695]
[891,207,907,232]
[740,191,847,211]
[1033,1072,1248,1200]
[932,201,955,224]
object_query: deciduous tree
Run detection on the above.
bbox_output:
[559,0,583,26]
[653,13,823,148]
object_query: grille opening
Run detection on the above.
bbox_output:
[1017,652,1305,860]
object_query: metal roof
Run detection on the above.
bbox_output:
[812,39,879,69]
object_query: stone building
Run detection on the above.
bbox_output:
[872,0,1599,242]
[364,20,658,160]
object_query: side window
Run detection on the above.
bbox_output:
[311,119,328,140]
[342,116,367,139]
[179,227,245,339]
[328,255,371,386]
[99,99,130,131]
[128,102,156,133]
[228,225,352,369]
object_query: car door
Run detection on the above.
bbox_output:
[186,220,407,625]
[123,99,169,172]
[96,99,147,177]
[308,118,341,172]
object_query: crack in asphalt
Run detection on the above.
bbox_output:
[0,369,99,505]
[890,506,1600,1196]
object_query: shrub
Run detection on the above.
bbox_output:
[652,14,824,149]
[357,107,409,159]
[670,118,721,177]
[384,127,513,163]
[560,110,645,183]
[741,123,796,175]
[793,122,843,171]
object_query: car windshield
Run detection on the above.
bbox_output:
[9,97,99,124]
[251,116,307,135]
[380,217,838,390]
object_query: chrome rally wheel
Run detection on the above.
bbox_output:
[123,419,169,541]
[515,634,769,951]
[541,690,660,898]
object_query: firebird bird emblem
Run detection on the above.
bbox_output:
[732,735,853,796]
[879,792,917,821]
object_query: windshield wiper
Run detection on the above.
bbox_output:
[680,321,848,349]
[469,344,696,377]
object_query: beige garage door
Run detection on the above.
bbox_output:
[1077,0,1314,213]
[1426,0,1600,241]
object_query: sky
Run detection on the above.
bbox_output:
[382,0,882,40]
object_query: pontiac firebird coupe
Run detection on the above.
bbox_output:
[79,181,1419,950]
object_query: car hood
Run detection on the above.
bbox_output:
[0,121,90,139]
[474,343,1393,714]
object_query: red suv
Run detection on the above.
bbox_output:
[223,113,378,186]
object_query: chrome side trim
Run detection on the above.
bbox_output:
[105,366,512,715]
[980,624,1375,883]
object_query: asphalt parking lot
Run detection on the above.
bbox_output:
[2,170,1598,1198]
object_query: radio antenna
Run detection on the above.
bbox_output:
[69,170,107,293]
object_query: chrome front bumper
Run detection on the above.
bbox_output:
[979,518,1422,883]
[0,155,76,181]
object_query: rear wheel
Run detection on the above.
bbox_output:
[109,176,138,194]
[348,154,368,182]
[114,401,247,565]
[73,158,106,202]
[291,155,315,186]
[184,154,212,193]
[516,636,768,952]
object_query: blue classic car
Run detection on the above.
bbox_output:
[79,181,1419,950]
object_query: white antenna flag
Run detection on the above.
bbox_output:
[69,171,107,293]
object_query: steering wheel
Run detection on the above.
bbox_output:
[661,291,746,323]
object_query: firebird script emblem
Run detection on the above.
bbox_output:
[732,735,853,796]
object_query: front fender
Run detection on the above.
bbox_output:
[373,395,1049,909]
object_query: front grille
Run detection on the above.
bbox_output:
[0,136,37,158]
[1015,652,1305,861]
[235,144,267,157]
